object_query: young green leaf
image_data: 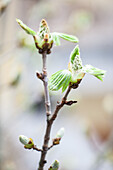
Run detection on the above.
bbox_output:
[16,19,36,36]
[51,33,61,46]
[70,45,80,64]
[57,32,79,43]
[69,45,83,71]
[49,70,72,92]
[49,160,59,170]
[83,64,106,81]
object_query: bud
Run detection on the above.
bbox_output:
[19,135,34,149]
[39,19,50,39]
[49,160,59,170]
[53,128,64,145]
[70,45,83,71]
[44,33,49,42]
[41,19,48,28]
[56,128,65,138]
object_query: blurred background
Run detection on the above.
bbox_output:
[0,0,113,169]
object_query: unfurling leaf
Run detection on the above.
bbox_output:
[57,33,79,43]
[48,70,72,92]
[83,64,106,81]
[53,128,65,145]
[39,19,50,38]
[19,135,34,149]
[49,160,59,170]
[70,45,83,71]
[51,33,61,46]
[70,45,80,64]
[16,19,36,36]
[55,128,65,139]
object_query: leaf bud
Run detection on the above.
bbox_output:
[19,135,34,149]
[53,128,64,145]
[49,160,59,170]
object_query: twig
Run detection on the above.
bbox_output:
[42,51,51,119]
[33,145,42,152]
[50,86,72,123]
[38,50,52,170]
[38,52,78,170]
[48,144,54,150]
[38,86,73,170]
[24,145,42,152]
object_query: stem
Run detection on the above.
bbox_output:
[33,145,42,152]
[38,86,72,170]
[42,51,51,119]
[50,86,71,124]
[38,51,52,170]
[38,122,52,170]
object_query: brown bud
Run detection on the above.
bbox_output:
[41,19,48,28]
[53,137,61,145]
[44,33,49,42]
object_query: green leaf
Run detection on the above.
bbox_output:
[70,45,80,64]
[57,32,79,43]
[51,33,61,46]
[83,64,106,81]
[16,19,36,36]
[70,45,83,71]
[49,160,59,170]
[49,70,72,92]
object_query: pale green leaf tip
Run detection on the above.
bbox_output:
[56,127,65,138]
[49,160,59,170]
[16,18,21,24]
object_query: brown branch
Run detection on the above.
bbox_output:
[50,86,72,124]
[24,145,42,152]
[38,86,72,170]
[48,144,54,150]
[38,51,52,170]
[38,120,52,170]
[33,145,42,152]
[42,51,51,119]
[38,53,79,170]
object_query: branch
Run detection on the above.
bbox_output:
[24,145,42,152]
[50,86,72,123]
[38,59,78,170]
[38,86,72,170]
[48,144,54,150]
[32,145,42,152]
[38,51,52,170]
[42,51,51,119]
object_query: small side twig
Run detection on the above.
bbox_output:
[48,144,54,151]
[24,145,42,152]
[50,86,72,123]
[33,145,42,152]
[65,100,77,106]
